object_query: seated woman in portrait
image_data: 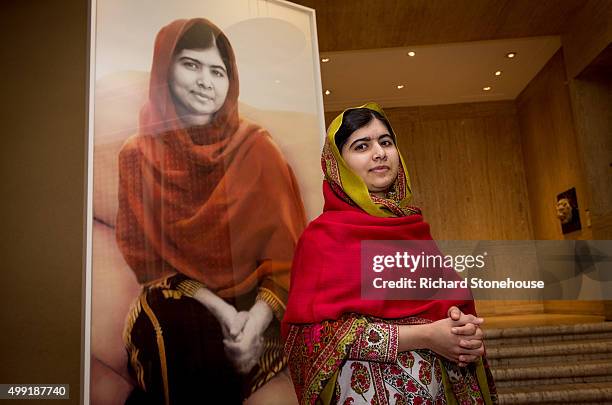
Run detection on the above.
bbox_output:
[283,103,497,404]
[116,18,306,404]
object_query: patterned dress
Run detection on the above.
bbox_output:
[285,315,496,405]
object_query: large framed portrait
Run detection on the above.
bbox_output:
[84,1,325,403]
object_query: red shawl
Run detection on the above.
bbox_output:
[115,18,306,299]
[282,181,475,334]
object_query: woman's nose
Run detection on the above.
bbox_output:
[197,70,213,89]
[373,143,387,160]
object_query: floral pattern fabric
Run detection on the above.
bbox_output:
[285,315,497,405]
[348,322,399,364]
[336,350,446,405]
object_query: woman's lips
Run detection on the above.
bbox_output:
[370,165,390,173]
[192,91,213,102]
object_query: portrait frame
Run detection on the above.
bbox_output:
[556,187,582,235]
[83,0,325,402]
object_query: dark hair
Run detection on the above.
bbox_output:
[175,22,234,78]
[334,108,394,152]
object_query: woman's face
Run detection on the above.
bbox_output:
[169,46,230,126]
[340,118,400,198]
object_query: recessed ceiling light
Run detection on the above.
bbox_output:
[321,57,330,63]
[407,51,416,57]
[397,84,405,89]
[483,86,492,91]
[506,52,516,58]
[274,79,281,84]
[324,89,331,95]
[495,70,502,76]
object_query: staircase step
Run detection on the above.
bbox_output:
[489,350,612,368]
[485,331,612,347]
[491,359,612,388]
[535,403,612,405]
[492,359,612,381]
[483,314,606,330]
[486,321,612,403]
[485,322,612,340]
[497,381,612,404]
[496,374,612,388]
[486,339,612,360]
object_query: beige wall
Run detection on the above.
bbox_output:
[561,0,612,237]
[0,1,87,403]
[568,73,612,240]
[516,50,593,241]
[515,49,606,316]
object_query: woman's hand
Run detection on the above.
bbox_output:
[447,306,485,366]
[223,318,264,374]
[223,301,273,374]
[448,306,484,333]
[425,317,485,366]
[227,311,250,339]
[398,308,485,367]
[191,287,246,339]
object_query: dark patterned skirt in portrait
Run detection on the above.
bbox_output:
[123,273,286,405]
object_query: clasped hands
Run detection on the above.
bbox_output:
[216,300,273,374]
[430,306,485,367]
[192,287,273,375]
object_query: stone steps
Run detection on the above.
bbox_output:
[496,381,612,404]
[487,338,612,360]
[485,331,612,346]
[493,359,612,388]
[485,321,612,340]
[484,321,612,404]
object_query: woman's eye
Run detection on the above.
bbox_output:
[212,69,225,78]
[381,140,393,147]
[354,143,367,151]
[184,62,199,70]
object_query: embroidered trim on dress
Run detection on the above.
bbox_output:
[140,292,170,405]
[176,278,204,297]
[123,296,146,391]
[256,287,286,320]
[285,317,369,405]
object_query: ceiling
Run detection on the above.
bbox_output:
[320,36,562,111]
[290,0,586,52]
[287,0,582,111]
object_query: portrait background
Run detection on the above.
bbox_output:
[86,1,325,402]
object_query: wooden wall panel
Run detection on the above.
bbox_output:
[562,0,612,79]
[568,73,612,237]
[516,49,607,317]
[516,50,593,241]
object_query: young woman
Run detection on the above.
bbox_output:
[283,103,497,404]
[116,18,306,404]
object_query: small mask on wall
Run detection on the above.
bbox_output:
[556,187,581,234]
